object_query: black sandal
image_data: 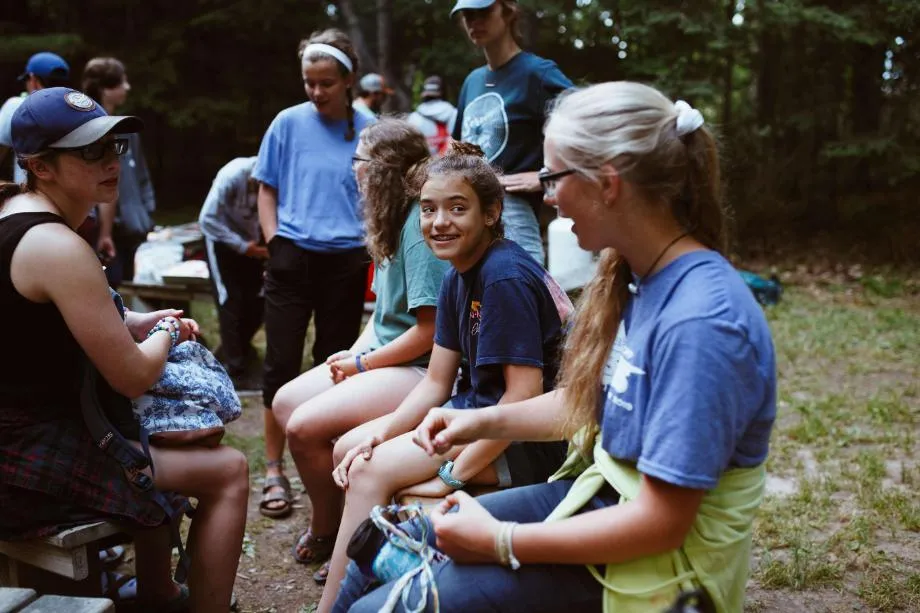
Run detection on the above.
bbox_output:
[259,460,293,519]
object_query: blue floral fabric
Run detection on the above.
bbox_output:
[132,341,241,435]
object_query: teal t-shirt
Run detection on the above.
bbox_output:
[370,204,450,367]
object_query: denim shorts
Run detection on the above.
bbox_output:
[502,193,544,265]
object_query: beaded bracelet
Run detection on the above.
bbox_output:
[146,316,180,347]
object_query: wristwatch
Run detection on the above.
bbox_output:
[437,460,467,490]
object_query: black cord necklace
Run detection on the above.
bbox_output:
[627,231,690,296]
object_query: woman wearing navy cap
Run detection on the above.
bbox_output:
[0,88,248,612]
[450,0,573,265]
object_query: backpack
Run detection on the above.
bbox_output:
[430,121,450,156]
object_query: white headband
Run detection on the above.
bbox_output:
[301,43,353,73]
[674,100,704,137]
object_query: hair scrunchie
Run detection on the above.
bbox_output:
[674,100,704,137]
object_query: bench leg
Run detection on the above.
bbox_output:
[7,554,103,598]
[0,553,22,587]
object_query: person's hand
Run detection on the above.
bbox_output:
[499,171,542,193]
[127,308,184,341]
[325,350,354,384]
[244,241,269,259]
[430,491,500,563]
[96,234,116,261]
[413,408,488,456]
[330,355,362,383]
[177,317,200,343]
[332,435,382,489]
[397,476,454,500]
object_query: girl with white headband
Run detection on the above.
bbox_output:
[252,29,373,526]
[333,82,777,613]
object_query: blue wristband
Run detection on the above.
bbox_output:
[355,352,367,373]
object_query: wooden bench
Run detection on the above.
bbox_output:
[0,522,128,598]
[0,589,114,613]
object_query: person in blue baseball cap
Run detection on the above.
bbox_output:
[0,86,249,611]
[450,0,573,266]
[0,52,70,183]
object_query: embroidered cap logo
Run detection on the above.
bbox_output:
[64,92,96,112]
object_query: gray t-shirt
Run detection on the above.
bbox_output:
[370,204,450,366]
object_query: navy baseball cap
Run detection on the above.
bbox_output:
[11,87,142,156]
[450,0,497,17]
[17,52,70,82]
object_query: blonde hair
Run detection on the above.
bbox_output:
[547,82,726,448]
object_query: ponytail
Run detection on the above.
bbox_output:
[559,251,632,450]
[345,87,356,142]
[677,128,727,254]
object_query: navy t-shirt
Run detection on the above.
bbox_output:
[434,239,573,409]
[453,52,573,210]
[599,251,777,490]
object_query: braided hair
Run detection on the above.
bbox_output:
[298,29,359,141]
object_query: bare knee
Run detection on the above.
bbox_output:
[346,456,391,497]
[207,446,249,500]
[272,382,300,425]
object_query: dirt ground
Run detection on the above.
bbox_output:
[224,396,324,613]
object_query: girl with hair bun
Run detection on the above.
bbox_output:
[253,29,374,520]
[319,141,572,612]
[334,82,777,613]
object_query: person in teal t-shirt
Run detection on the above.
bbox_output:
[273,119,449,585]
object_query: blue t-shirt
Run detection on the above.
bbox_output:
[435,239,573,409]
[599,251,777,490]
[453,52,573,209]
[253,102,373,252]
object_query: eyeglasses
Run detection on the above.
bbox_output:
[352,155,372,166]
[59,138,129,162]
[538,167,577,199]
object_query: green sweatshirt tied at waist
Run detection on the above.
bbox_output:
[545,431,766,613]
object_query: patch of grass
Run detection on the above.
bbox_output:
[754,280,920,608]
[223,429,267,475]
[757,542,843,590]
[859,568,920,612]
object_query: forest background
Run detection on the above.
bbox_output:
[1,0,918,262]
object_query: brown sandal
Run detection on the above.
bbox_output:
[292,528,335,565]
[259,473,293,519]
[313,560,331,585]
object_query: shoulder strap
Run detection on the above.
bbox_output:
[78,351,193,583]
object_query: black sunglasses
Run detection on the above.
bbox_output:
[352,155,372,165]
[538,167,577,188]
[59,138,129,162]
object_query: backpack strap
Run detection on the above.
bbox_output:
[79,353,193,583]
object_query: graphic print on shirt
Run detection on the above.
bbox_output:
[603,324,645,411]
[470,300,481,336]
[460,93,509,162]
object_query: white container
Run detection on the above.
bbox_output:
[547,216,596,290]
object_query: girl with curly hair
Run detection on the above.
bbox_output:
[276,118,450,582]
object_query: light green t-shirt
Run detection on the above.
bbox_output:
[370,204,450,367]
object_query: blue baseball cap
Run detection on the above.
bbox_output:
[17,52,70,82]
[450,0,497,17]
[11,87,142,156]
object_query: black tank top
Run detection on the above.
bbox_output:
[0,212,83,413]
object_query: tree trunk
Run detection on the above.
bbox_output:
[335,0,377,74]
[376,0,410,112]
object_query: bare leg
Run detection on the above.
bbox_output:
[286,367,425,538]
[262,363,334,511]
[130,525,181,603]
[149,445,249,613]
[316,433,469,613]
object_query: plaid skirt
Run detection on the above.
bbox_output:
[0,409,186,540]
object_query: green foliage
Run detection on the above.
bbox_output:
[1,0,917,248]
